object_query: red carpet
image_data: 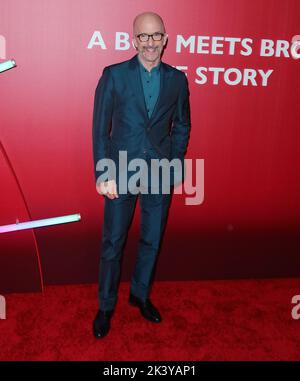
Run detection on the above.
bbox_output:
[0,279,299,361]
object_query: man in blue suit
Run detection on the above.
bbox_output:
[92,12,191,338]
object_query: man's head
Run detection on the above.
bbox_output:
[132,12,168,67]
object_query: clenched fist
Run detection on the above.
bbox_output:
[96,179,119,199]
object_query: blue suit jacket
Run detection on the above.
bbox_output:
[92,54,191,184]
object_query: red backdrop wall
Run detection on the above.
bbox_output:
[1,0,299,292]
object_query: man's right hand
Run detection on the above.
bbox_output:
[96,180,119,199]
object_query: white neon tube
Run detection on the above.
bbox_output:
[0,59,16,73]
[0,214,81,233]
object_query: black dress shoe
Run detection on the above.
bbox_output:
[93,309,113,339]
[129,293,162,323]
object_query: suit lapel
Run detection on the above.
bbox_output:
[149,61,166,125]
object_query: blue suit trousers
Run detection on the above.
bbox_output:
[98,154,172,311]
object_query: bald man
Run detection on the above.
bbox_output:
[92,12,191,338]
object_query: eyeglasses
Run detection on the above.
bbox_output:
[136,33,165,42]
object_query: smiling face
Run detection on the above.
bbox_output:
[133,13,168,69]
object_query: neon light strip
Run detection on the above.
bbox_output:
[0,59,16,73]
[0,214,81,233]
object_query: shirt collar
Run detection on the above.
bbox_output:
[137,55,161,73]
